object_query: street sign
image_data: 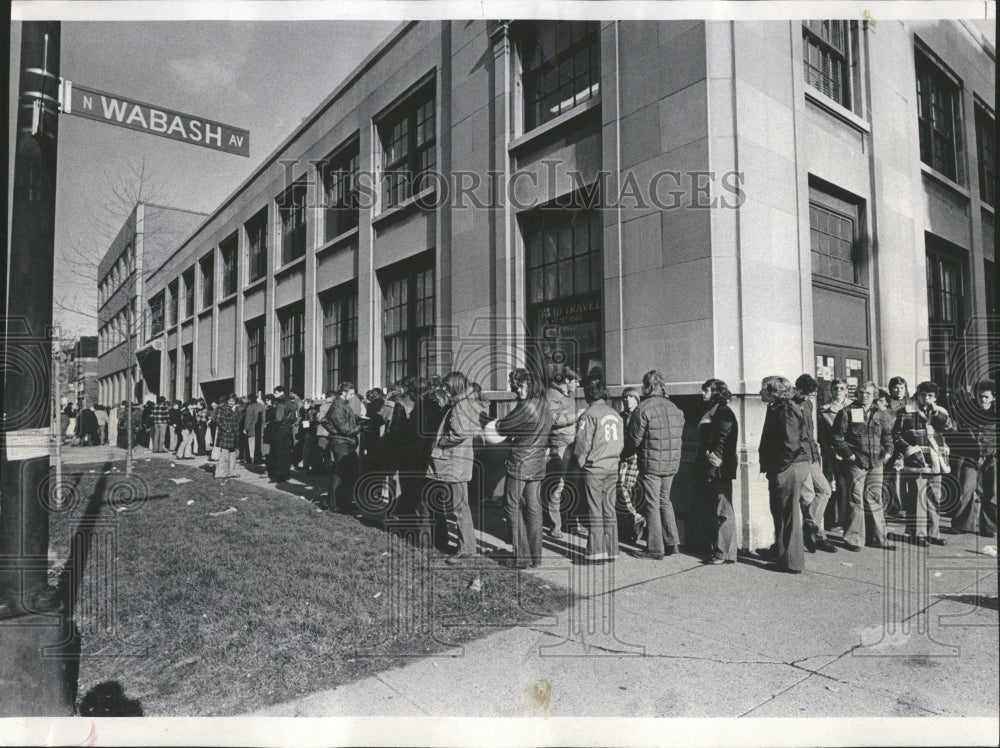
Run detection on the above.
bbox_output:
[60,80,249,157]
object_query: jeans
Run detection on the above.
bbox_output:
[901,473,942,539]
[638,473,678,555]
[544,443,574,533]
[328,441,358,510]
[953,459,997,535]
[844,463,886,547]
[175,429,195,459]
[214,448,238,478]
[769,462,809,571]
[704,477,737,562]
[152,422,168,452]
[800,460,832,540]
[583,470,619,560]
[504,476,543,565]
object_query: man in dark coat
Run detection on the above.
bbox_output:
[625,369,685,560]
[322,382,361,512]
[268,386,298,482]
[77,403,99,446]
[950,379,997,538]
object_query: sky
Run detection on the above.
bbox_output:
[9,19,399,339]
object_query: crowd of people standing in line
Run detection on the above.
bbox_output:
[64,367,996,574]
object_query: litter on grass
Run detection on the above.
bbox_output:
[209,507,238,517]
[469,578,483,592]
[169,478,192,485]
[186,500,195,506]
[238,496,248,501]
[841,562,854,567]
[373,592,382,599]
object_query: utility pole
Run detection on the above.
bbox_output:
[0,21,77,715]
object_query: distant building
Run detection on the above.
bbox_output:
[96,203,207,406]
[70,336,99,406]
[130,20,994,547]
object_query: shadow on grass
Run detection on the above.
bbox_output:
[78,680,144,716]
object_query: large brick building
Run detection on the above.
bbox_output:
[127,19,994,547]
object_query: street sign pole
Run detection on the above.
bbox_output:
[0,21,77,716]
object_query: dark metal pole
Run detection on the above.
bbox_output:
[0,21,76,716]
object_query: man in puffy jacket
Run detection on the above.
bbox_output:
[832,381,894,552]
[625,370,684,560]
[427,372,482,562]
[574,376,623,563]
[495,368,552,569]
[544,367,580,538]
[322,382,361,511]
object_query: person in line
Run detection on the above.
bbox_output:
[106,403,119,448]
[133,402,147,449]
[151,396,170,453]
[817,379,851,532]
[573,376,624,564]
[214,393,242,480]
[832,381,895,552]
[427,371,482,564]
[883,376,912,519]
[77,402,98,446]
[116,401,129,449]
[268,386,299,482]
[322,383,361,511]
[493,368,552,569]
[794,375,838,554]
[175,400,198,459]
[167,400,183,453]
[261,393,276,468]
[543,367,581,539]
[296,398,319,472]
[694,379,739,565]
[624,370,684,561]
[892,380,955,547]
[757,375,810,573]
[616,387,646,543]
[243,395,265,465]
[95,404,109,445]
[950,379,997,538]
[194,399,209,456]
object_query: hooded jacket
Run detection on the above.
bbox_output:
[426,388,482,483]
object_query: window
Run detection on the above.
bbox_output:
[926,237,967,391]
[148,292,165,338]
[322,285,358,393]
[278,305,305,396]
[975,103,996,207]
[525,208,604,380]
[916,48,964,183]
[183,268,195,318]
[220,232,238,297]
[809,198,861,285]
[168,350,177,401]
[379,82,436,209]
[322,140,360,241]
[381,256,435,385]
[278,181,307,265]
[246,208,268,283]
[200,254,214,309]
[520,22,601,131]
[167,280,178,327]
[802,21,859,111]
[182,344,193,402]
[246,318,266,397]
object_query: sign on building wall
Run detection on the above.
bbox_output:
[61,80,250,157]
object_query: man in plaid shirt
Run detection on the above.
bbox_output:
[214,394,242,479]
[892,380,955,547]
[151,396,170,453]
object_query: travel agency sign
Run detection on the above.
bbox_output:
[60,80,250,157]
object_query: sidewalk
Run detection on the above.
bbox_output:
[55,445,1000,720]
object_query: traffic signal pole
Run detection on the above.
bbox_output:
[0,21,77,715]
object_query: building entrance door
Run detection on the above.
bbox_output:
[814,344,869,406]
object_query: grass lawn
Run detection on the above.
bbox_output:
[46,458,570,716]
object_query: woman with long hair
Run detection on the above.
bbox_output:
[695,378,739,565]
[492,368,552,569]
[617,387,646,542]
[758,375,811,573]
